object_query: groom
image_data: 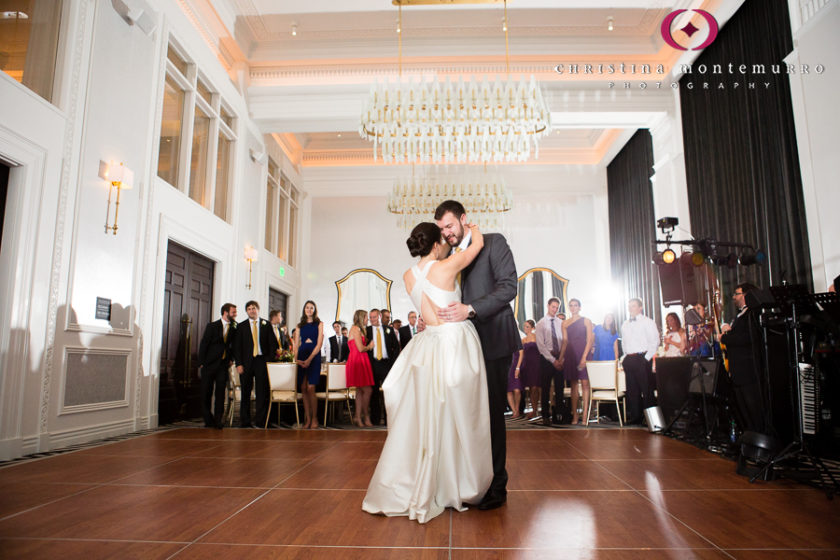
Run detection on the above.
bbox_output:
[435,200,520,510]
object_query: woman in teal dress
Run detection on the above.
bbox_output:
[295,300,324,429]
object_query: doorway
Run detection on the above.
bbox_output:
[269,287,289,326]
[0,162,8,252]
[158,240,215,424]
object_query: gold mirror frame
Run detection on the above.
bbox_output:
[335,268,393,325]
[514,267,570,328]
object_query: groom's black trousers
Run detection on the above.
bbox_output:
[485,354,512,497]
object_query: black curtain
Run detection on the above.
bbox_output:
[680,0,812,309]
[607,129,661,326]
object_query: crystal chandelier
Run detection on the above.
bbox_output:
[388,170,512,230]
[359,1,551,164]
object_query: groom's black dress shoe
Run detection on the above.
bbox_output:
[477,493,507,510]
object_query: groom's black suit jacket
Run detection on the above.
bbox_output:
[461,233,521,360]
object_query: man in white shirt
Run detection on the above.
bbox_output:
[535,298,565,426]
[620,298,661,425]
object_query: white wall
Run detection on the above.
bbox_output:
[787,0,840,291]
[306,165,612,330]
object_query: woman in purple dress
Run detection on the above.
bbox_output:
[560,299,594,425]
[507,320,537,419]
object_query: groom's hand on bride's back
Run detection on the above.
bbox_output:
[437,301,470,322]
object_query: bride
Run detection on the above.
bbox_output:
[362,221,492,524]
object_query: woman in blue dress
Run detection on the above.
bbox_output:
[294,300,324,429]
[593,313,619,361]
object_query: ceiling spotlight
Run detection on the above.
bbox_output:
[739,249,767,266]
[662,248,677,265]
[291,22,297,36]
[691,251,706,267]
[607,16,614,32]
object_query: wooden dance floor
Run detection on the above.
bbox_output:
[1,427,838,559]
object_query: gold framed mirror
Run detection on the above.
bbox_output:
[514,267,569,328]
[335,268,393,326]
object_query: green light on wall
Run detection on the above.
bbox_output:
[279,266,285,277]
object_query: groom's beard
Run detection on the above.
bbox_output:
[444,224,464,247]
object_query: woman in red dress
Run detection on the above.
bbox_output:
[346,309,375,427]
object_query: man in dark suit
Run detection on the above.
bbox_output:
[269,309,290,354]
[234,300,278,428]
[367,308,400,425]
[435,200,520,510]
[720,283,766,433]
[398,311,419,349]
[198,303,237,429]
[328,321,349,362]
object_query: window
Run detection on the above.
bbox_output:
[264,161,300,267]
[156,40,236,222]
[0,1,63,103]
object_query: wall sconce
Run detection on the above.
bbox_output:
[98,160,134,235]
[244,245,258,290]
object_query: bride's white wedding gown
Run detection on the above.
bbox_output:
[362,260,492,524]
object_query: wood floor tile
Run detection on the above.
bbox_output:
[185,439,337,460]
[173,544,448,559]
[725,550,840,559]
[200,489,449,547]
[564,435,714,461]
[73,437,222,457]
[0,482,94,519]
[115,456,312,488]
[451,490,713,550]
[506,460,630,491]
[0,485,264,541]
[595,458,775,491]
[0,454,176,484]
[506,439,589,460]
[451,549,730,559]
[311,441,384,463]
[277,458,378,490]
[0,539,185,559]
[655,490,840,549]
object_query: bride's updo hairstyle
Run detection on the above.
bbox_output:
[406,222,442,258]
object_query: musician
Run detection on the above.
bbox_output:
[687,302,715,357]
[720,283,766,433]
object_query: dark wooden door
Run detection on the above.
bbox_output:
[269,287,288,326]
[159,241,214,424]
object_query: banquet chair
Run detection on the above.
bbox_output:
[226,364,255,427]
[585,360,626,427]
[266,363,300,428]
[316,364,351,426]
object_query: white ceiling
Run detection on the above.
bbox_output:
[195,0,740,165]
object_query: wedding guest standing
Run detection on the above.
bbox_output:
[346,309,375,426]
[234,301,278,428]
[593,313,619,361]
[367,309,400,426]
[620,298,660,425]
[559,299,594,425]
[294,300,324,429]
[198,303,237,429]
[269,309,290,354]
[328,321,349,362]
[535,298,564,425]
[507,320,538,419]
[399,311,419,349]
[663,312,687,357]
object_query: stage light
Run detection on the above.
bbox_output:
[691,251,706,266]
[740,249,767,266]
[662,248,677,264]
[726,253,738,268]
